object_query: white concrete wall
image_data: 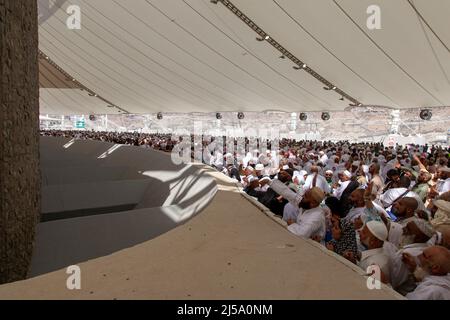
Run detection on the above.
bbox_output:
[31,137,217,277]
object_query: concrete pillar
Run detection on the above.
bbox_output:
[0,0,40,284]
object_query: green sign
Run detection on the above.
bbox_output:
[75,120,85,129]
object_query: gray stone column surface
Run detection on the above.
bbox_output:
[0,0,40,284]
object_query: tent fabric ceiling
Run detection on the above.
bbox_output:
[38,0,450,115]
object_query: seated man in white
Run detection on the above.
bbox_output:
[403,246,450,300]
[343,186,391,284]
[386,217,435,291]
[344,189,366,223]
[386,197,419,246]
[285,187,326,240]
[356,220,391,285]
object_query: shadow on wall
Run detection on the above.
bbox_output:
[29,137,217,277]
[38,0,69,25]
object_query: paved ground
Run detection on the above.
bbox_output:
[0,164,402,299]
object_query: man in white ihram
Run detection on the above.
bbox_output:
[402,245,450,300]
[355,220,391,285]
[271,179,326,240]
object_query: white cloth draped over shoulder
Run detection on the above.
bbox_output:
[406,274,450,300]
[287,206,326,239]
[380,188,426,211]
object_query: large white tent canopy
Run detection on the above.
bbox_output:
[38,0,450,115]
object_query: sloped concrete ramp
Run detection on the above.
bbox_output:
[30,137,217,276]
[0,138,401,299]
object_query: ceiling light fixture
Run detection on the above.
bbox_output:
[419,109,432,120]
[321,112,331,121]
[293,63,307,70]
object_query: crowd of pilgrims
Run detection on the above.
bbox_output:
[41,130,450,299]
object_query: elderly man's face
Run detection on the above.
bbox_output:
[325,172,333,181]
[417,247,443,276]
[358,225,372,247]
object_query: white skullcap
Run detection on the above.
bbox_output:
[255,164,264,171]
[352,161,360,166]
[245,166,255,172]
[299,170,308,176]
[325,170,333,174]
[319,151,324,155]
[366,221,388,242]
[362,165,369,174]
[247,175,259,183]
[282,165,290,170]
[259,176,271,183]
[340,170,352,178]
